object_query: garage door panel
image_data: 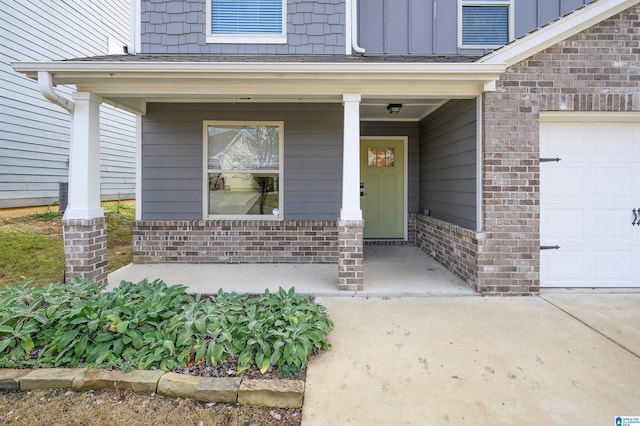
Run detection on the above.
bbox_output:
[541,250,583,286]
[593,209,633,241]
[541,167,584,198]
[540,124,584,158]
[593,167,632,198]
[540,119,640,288]
[592,251,632,282]
[541,209,583,240]
[591,126,635,158]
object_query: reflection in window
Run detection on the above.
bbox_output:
[205,122,282,217]
[368,147,395,167]
[208,173,279,215]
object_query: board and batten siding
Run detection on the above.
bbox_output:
[358,0,596,56]
[141,103,342,221]
[419,99,477,230]
[0,0,135,208]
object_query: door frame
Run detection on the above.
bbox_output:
[360,136,409,240]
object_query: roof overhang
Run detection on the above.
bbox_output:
[479,0,639,66]
[12,60,505,116]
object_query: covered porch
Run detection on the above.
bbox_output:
[13,55,504,294]
[107,245,475,296]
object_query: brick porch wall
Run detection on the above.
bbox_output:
[133,220,338,263]
[413,213,481,290]
[337,220,364,291]
[480,5,640,295]
[62,217,108,285]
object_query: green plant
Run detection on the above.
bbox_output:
[0,280,333,376]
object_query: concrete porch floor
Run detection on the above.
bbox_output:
[107,245,475,296]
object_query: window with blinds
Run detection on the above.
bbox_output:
[206,0,286,43]
[460,0,512,48]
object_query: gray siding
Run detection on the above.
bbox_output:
[141,103,342,221]
[358,0,596,56]
[360,122,419,213]
[141,0,345,54]
[419,99,476,230]
[0,0,136,208]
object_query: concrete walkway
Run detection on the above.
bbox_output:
[302,295,640,425]
[108,246,474,296]
[107,247,640,423]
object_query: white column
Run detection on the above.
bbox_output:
[340,94,362,221]
[135,114,143,220]
[64,92,104,220]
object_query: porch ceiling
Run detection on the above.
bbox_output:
[12,59,505,117]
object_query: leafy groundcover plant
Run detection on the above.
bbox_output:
[0,279,333,377]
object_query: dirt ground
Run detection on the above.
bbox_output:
[0,388,302,426]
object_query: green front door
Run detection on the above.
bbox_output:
[360,139,405,239]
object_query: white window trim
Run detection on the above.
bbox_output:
[205,0,287,44]
[202,121,285,220]
[458,0,514,49]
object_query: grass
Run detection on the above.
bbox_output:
[0,203,327,424]
[0,388,301,425]
[0,201,134,288]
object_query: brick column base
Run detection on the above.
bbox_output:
[62,217,108,285]
[337,219,364,291]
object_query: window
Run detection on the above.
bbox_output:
[459,0,513,48]
[204,122,284,219]
[206,0,287,44]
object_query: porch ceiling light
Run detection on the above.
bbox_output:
[387,103,402,114]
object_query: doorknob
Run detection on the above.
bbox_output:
[633,208,638,226]
[360,191,367,197]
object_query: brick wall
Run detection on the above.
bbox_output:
[133,220,338,263]
[141,0,345,54]
[413,214,480,290]
[337,219,363,291]
[62,218,108,285]
[480,5,640,295]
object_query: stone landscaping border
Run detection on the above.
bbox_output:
[0,368,304,409]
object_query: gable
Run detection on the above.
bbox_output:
[479,0,639,66]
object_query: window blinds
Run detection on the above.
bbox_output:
[462,5,509,46]
[212,0,283,34]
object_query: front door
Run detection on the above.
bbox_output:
[360,139,405,239]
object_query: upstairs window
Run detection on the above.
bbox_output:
[459,0,513,48]
[206,0,287,44]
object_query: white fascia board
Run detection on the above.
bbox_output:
[13,61,504,104]
[13,61,505,78]
[479,0,639,67]
[540,111,640,122]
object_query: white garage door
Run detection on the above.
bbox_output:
[540,117,640,287]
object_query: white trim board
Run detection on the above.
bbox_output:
[540,111,640,123]
[479,0,638,67]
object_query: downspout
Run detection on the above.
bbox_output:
[351,0,365,54]
[37,71,74,113]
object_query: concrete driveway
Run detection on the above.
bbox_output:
[302,294,640,425]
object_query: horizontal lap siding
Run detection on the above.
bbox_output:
[419,99,477,230]
[141,103,342,221]
[0,0,135,208]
